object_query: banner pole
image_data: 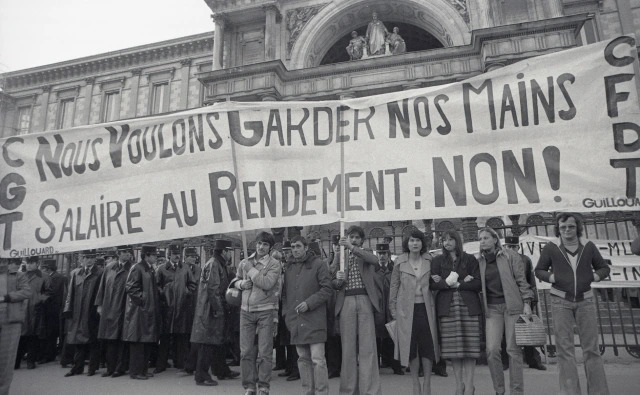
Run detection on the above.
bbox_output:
[340,113,346,272]
[229,131,249,260]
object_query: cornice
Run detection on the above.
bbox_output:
[1,32,214,91]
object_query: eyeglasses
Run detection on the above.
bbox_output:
[559,225,577,231]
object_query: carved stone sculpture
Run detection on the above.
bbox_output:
[365,12,389,56]
[386,27,406,55]
[346,31,367,60]
[286,4,328,58]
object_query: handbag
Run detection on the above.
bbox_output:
[515,314,547,346]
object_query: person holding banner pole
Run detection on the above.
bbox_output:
[477,228,533,395]
[331,225,382,395]
[535,213,610,395]
[232,231,282,395]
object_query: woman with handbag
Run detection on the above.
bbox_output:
[477,227,534,395]
[389,229,439,395]
[430,230,481,395]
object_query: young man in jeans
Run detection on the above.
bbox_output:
[535,213,611,395]
[233,232,282,395]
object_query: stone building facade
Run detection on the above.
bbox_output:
[1,0,639,250]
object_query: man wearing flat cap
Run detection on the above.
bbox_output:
[95,245,134,377]
[190,239,238,386]
[155,244,197,374]
[63,250,103,377]
[124,245,161,380]
[1,258,32,394]
[14,256,47,370]
[39,258,67,364]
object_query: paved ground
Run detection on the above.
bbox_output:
[10,352,640,394]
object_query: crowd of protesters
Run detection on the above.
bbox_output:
[0,212,617,394]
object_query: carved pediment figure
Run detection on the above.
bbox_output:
[386,27,406,55]
[346,31,367,60]
[365,11,389,56]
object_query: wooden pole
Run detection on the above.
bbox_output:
[230,130,249,260]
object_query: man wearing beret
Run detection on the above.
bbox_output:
[155,245,197,374]
[39,258,67,364]
[95,245,133,377]
[124,245,161,380]
[1,258,32,394]
[63,250,103,377]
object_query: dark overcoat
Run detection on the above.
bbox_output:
[63,265,103,344]
[43,271,67,339]
[156,262,197,334]
[190,255,227,345]
[123,259,160,343]
[95,260,131,340]
[21,270,47,336]
[283,252,333,345]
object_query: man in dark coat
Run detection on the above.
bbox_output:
[39,258,67,364]
[15,256,47,369]
[276,241,300,381]
[95,245,133,377]
[124,245,161,380]
[282,236,333,395]
[154,244,197,373]
[190,239,239,386]
[1,258,32,395]
[63,250,103,377]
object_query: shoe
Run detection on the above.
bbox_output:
[61,363,68,369]
[196,379,218,386]
[112,372,126,378]
[64,371,76,377]
[101,372,113,377]
[129,374,148,380]
[277,370,291,377]
[273,364,286,371]
[529,362,547,371]
[392,368,405,376]
[152,367,165,374]
[176,370,194,377]
[286,372,300,381]
[87,371,96,377]
[217,370,240,380]
[257,389,269,395]
[27,362,36,369]
[144,372,154,378]
[328,371,340,379]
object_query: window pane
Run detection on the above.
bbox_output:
[151,83,167,114]
[17,106,31,135]
[59,99,74,129]
[104,92,119,122]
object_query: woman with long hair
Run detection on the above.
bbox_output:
[389,229,439,395]
[477,227,533,395]
[431,230,481,395]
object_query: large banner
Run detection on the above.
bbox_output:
[2,36,640,257]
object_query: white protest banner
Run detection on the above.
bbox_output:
[2,36,640,257]
[460,235,640,289]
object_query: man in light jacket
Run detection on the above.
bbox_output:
[1,258,32,395]
[232,231,282,395]
[283,236,333,395]
[535,213,610,395]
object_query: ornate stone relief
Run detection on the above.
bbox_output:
[448,0,469,23]
[286,3,329,59]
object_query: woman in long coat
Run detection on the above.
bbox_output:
[389,229,440,395]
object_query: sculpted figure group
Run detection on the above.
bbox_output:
[346,12,406,60]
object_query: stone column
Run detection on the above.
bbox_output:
[461,217,479,242]
[211,13,226,70]
[129,68,142,118]
[469,0,493,29]
[615,0,635,35]
[263,5,279,61]
[82,77,95,125]
[179,58,192,110]
[547,0,564,18]
[38,85,51,132]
